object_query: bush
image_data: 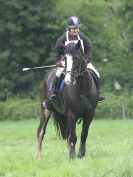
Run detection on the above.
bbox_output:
[0,93,133,121]
[95,92,133,119]
[0,98,41,121]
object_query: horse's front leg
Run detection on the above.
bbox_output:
[77,113,93,158]
[36,107,51,160]
[67,111,77,159]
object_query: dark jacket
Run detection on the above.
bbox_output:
[55,31,92,63]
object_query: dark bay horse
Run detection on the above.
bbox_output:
[36,40,99,159]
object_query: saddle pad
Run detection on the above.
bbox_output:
[89,69,100,89]
[49,82,52,92]
[49,80,65,93]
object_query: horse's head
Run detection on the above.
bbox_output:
[64,40,86,85]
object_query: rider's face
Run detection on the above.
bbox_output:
[69,28,80,36]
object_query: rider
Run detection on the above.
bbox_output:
[49,16,105,102]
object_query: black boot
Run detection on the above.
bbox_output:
[98,92,105,102]
[49,77,59,101]
[96,78,105,103]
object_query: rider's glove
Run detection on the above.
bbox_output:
[56,61,64,67]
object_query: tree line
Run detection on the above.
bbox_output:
[0,0,132,98]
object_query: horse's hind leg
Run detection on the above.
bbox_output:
[77,113,93,158]
[36,105,52,160]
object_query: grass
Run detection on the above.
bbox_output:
[0,119,133,177]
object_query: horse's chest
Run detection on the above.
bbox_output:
[72,98,91,115]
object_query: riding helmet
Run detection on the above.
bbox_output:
[67,16,81,28]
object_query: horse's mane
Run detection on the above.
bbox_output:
[64,42,86,72]
[64,42,83,57]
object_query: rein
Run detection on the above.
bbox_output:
[79,73,92,98]
[61,67,92,98]
[72,55,93,97]
[63,42,93,97]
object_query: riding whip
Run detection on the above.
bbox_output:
[22,65,56,71]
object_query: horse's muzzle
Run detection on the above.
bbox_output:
[65,73,72,85]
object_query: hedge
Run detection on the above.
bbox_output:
[0,93,133,121]
[0,98,41,121]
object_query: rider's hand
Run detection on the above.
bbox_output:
[61,60,65,67]
[56,61,64,67]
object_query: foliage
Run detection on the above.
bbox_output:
[95,92,133,119]
[0,98,40,120]
[118,0,133,92]
[0,92,132,121]
[0,0,60,97]
[0,0,132,97]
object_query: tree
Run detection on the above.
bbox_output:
[0,0,59,97]
[118,0,133,92]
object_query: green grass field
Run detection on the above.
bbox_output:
[0,119,133,177]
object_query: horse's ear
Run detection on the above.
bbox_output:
[76,40,81,49]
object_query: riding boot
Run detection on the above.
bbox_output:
[97,78,105,103]
[49,77,59,101]
[98,91,105,102]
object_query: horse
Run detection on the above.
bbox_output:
[36,40,99,159]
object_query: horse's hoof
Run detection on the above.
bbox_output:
[35,152,42,160]
[69,151,75,159]
[77,152,85,158]
[69,154,75,159]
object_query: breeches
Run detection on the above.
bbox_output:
[87,63,100,78]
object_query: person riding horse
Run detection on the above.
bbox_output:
[49,16,105,102]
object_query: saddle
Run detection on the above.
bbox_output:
[49,70,100,93]
[49,74,65,93]
[89,69,100,90]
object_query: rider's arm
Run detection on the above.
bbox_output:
[81,33,92,63]
[55,33,66,65]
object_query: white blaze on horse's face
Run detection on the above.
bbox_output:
[65,54,73,85]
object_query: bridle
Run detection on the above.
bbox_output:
[63,50,92,97]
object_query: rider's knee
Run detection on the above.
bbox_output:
[56,68,64,77]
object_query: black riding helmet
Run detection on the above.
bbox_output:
[67,16,81,28]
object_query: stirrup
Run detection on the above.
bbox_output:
[49,92,58,102]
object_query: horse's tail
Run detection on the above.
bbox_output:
[53,110,68,140]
